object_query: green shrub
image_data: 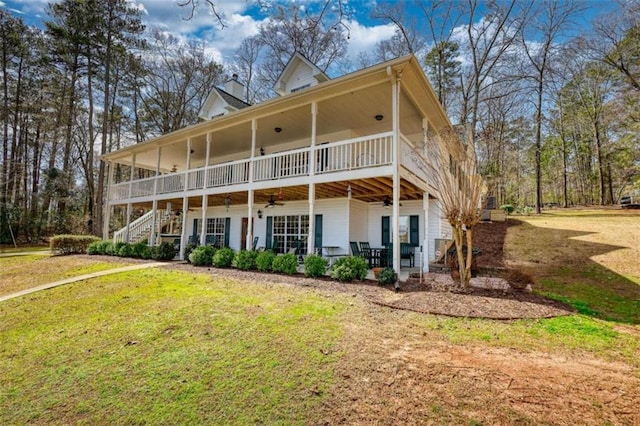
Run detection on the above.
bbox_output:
[140,245,153,260]
[87,241,102,255]
[104,241,116,255]
[117,243,133,257]
[131,241,149,258]
[272,253,299,275]
[233,250,258,270]
[213,247,235,267]
[500,204,514,214]
[330,256,368,282]
[50,234,101,256]
[377,267,397,285]
[152,242,177,261]
[113,241,127,256]
[184,242,198,264]
[189,245,215,266]
[304,254,327,277]
[256,250,276,272]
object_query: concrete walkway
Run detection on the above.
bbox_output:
[0,250,52,258]
[0,262,168,303]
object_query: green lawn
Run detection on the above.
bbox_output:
[0,269,345,424]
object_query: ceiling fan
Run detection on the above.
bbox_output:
[265,195,285,208]
[382,196,402,207]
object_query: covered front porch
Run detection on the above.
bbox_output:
[108,175,449,274]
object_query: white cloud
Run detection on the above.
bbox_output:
[344,19,397,61]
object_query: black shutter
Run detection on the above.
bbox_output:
[314,214,323,250]
[192,218,199,243]
[266,216,273,249]
[224,217,231,247]
[410,215,419,246]
[382,216,390,246]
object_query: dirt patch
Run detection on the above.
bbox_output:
[319,312,640,425]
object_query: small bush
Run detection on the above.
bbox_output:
[50,234,101,256]
[272,253,299,275]
[304,254,327,278]
[233,250,258,270]
[131,241,148,258]
[152,242,177,261]
[140,245,153,260]
[256,250,276,272]
[213,247,235,267]
[330,256,368,282]
[500,204,514,214]
[113,241,127,255]
[377,267,397,285]
[104,241,116,256]
[87,241,102,255]
[117,243,133,257]
[189,245,215,266]
[184,242,198,264]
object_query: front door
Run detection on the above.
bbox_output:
[241,217,248,250]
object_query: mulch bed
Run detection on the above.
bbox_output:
[82,220,573,319]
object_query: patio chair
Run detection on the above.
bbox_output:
[251,236,259,251]
[400,242,415,267]
[350,241,361,256]
[188,234,200,245]
[205,234,218,247]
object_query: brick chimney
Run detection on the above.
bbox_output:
[224,74,244,100]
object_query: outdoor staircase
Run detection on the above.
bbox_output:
[113,210,172,244]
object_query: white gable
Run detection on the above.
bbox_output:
[274,52,330,96]
[198,90,233,120]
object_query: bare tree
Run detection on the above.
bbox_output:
[424,127,484,288]
[519,0,583,213]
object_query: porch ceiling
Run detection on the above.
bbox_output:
[128,177,427,211]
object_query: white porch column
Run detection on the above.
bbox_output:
[423,192,430,273]
[179,140,192,259]
[307,102,317,254]
[200,195,208,246]
[149,147,162,246]
[103,161,114,240]
[125,154,136,243]
[391,73,401,275]
[179,196,189,260]
[246,190,254,250]
[247,120,257,249]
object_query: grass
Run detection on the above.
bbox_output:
[1,209,639,423]
[505,208,640,324]
[0,269,345,424]
[0,244,49,253]
[0,255,136,297]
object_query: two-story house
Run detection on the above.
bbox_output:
[102,53,459,272]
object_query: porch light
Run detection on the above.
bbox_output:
[257,209,263,219]
[224,195,231,211]
[375,114,383,121]
[260,146,265,156]
[383,196,402,208]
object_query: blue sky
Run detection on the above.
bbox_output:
[1,0,618,67]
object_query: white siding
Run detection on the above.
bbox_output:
[348,199,368,252]
[284,62,318,94]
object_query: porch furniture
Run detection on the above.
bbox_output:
[350,241,362,256]
[252,236,259,251]
[205,234,218,247]
[400,243,415,267]
[188,234,200,245]
[322,245,340,266]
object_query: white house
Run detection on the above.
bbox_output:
[101,53,461,272]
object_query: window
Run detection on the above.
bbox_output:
[272,215,309,254]
[194,217,227,246]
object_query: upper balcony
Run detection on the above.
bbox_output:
[109,131,406,202]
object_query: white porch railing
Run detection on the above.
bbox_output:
[109,132,394,202]
[113,209,172,244]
